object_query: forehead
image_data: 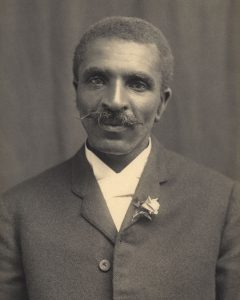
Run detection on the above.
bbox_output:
[79,38,161,79]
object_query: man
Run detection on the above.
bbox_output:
[0,16,239,300]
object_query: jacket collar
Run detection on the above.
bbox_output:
[71,136,171,243]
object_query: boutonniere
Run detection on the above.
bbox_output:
[132,196,160,221]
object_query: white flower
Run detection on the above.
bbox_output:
[132,196,160,221]
[141,196,160,215]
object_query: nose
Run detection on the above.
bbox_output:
[101,79,128,111]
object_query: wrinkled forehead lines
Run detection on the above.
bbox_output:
[78,37,162,80]
[83,38,159,60]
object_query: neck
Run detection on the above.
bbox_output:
[87,140,150,172]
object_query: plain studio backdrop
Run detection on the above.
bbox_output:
[0,0,239,193]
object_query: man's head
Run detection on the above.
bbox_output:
[73,17,174,162]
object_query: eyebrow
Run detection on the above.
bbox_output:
[81,67,111,78]
[81,67,156,87]
[124,72,155,88]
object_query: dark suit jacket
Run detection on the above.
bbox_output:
[0,137,240,300]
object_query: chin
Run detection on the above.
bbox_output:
[96,144,132,156]
[89,139,135,156]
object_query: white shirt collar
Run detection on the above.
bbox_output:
[85,138,152,181]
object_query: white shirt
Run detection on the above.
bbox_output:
[85,139,152,231]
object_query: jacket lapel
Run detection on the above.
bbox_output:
[71,137,171,241]
[120,137,171,231]
[71,147,117,244]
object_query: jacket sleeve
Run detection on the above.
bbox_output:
[0,195,29,300]
[216,182,240,300]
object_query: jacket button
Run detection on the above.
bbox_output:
[99,259,111,272]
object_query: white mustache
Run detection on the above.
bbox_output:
[80,110,143,127]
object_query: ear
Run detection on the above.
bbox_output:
[73,81,81,111]
[73,80,78,91]
[155,87,172,122]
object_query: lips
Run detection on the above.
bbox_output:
[98,122,127,132]
[97,116,127,132]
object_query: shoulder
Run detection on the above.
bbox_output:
[167,145,235,182]
[156,144,240,230]
[165,146,232,183]
[1,149,82,214]
[150,136,238,194]
[161,144,239,203]
[3,158,71,197]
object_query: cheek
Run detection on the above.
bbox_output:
[133,98,160,122]
[77,89,99,112]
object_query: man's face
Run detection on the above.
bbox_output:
[76,38,169,156]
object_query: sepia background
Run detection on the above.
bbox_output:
[0,0,239,193]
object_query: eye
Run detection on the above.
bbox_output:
[86,74,106,88]
[127,78,150,92]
